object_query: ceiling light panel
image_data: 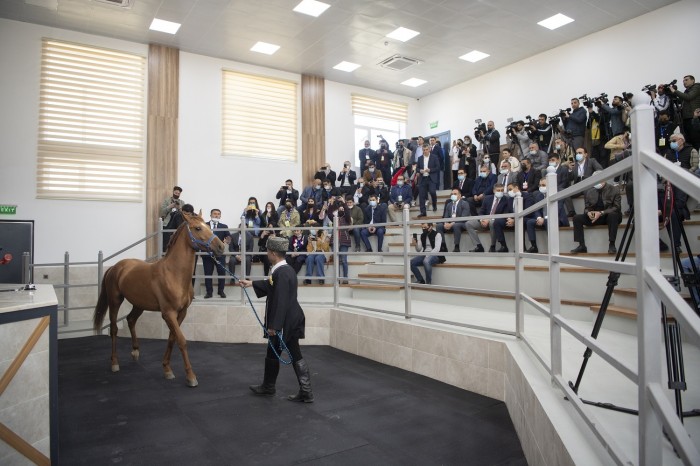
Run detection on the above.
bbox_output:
[401,78,426,87]
[293,0,330,17]
[149,18,181,34]
[250,41,280,55]
[459,50,489,63]
[537,13,574,30]
[333,61,361,72]
[386,27,420,42]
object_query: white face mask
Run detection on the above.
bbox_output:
[369,200,377,207]
[594,183,603,190]
[529,150,537,155]
[450,194,458,202]
[575,154,584,162]
[500,169,508,175]
[507,190,515,198]
[539,186,547,194]
[483,158,490,163]
[494,191,504,199]
[397,180,404,186]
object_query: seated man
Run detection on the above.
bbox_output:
[410,223,447,285]
[387,174,413,223]
[346,196,365,253]
[467,163,497,216]
[353,178,370,207]
[286,229,308,273]
[275,179,299,216]
[523,142,548,173]
[516,158,542,194]
[524,178,569,253]
[437,188,470,252]
[570,173,622,254]
[299,180,323,211]
[496,159,518,187]
[304,225,330,285]
[374,177,390,205]
[452,168,473,199]
[566,146,603,216]
[360,195,387,252]
[362,161,380,183]
[321,179,340,203]
[491,183,522,252]
[465,183,513,252]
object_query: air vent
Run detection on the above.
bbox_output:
[93,0,134,8]
[378,55,422,71]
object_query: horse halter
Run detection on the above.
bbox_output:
[186,224,218,251]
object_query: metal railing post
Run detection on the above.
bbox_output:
[240,217,246,305]
[22,252,31,284]
[402,204,412,320]
[97,250,104,297]
[546,171,562,381]
[513,195,523,337]
[157,218,163,260]
[63,251,70,327]
[333,211,339,307]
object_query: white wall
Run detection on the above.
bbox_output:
[0,19,148,264]
[410,0,699,142]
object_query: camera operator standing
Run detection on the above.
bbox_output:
[670,75,700,150]
[475,121,501,158]
[563,98,587,150]
[510,121,532,158]
[598,95,626,139]
[528,114,553,152]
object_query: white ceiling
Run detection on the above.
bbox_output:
[0,0,678,98]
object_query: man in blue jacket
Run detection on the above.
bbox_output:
[360,195,387,252]
[467,163,497,216]
[387,174,413,223]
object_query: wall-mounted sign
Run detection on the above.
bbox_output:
[0,205,17,215]
[429,121,438,129]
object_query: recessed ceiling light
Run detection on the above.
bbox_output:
[333,61,361,72]
[386,27,420,43]
[537,13,574,30]
[149,18,181,34]
[459,50,490,63]
[250,41,280,55]
[293,0,330,17]
[401,78,426,88]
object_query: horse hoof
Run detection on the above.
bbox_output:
[111,364,120,373]
[131,350,140,361]
[186,378,199,388]
[164,371,175,380]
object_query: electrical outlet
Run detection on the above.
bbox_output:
[43,274,49,279]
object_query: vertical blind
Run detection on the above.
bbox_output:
[222,70,297,160]
[351,94,408,123]
[37,39,146,201]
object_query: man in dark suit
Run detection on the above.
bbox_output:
[544,153,572,219]
[516,158,542,194]
[240,236,312,403]
[465,184,513,252]
[452,168,474,199]
[570,175,622,254]
[337,161,357,195]
[497,159,518,187]
[417,143,441,217]
[359,140,376,169]
[437,188,470,252]
[360,195,387,252]
[524,178,570,253]
[566,147,603,216]
[275,179,299,215]
[203,208,232,298]
[429,136,445,189]
[467,164,497,215]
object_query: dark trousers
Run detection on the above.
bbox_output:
[286,255,307,274]
[266,335,303,363]
[466,197,483,216]
[202,255,226,294]
[418,178,437,214]
[573,212,622,245]
[228,255,252,278]
[683,118,700,150]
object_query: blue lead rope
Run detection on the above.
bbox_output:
[206,253,293,365]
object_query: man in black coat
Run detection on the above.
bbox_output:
[202,208,231,298]
[240,236,313,403]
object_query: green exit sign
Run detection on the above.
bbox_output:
[0,205,17,215]
[429,120,438,129]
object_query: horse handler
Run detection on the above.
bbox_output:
[239,237,314,403]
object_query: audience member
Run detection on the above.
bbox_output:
[304,226,330,285]
[570,174,622,254]
[452,168,473,199]
[242,197,262,236]
[516,158,542,194]
[663,133,699,174]
[523,178,569,253]
[465,183,513,252]
[393,139,413,175]
[203,208,232,298]
[286,229,308,274]
[160,185,185,251]
[337,161,357,195]
[257,227,276,276]
[346,196,365,253]
[417,143,440,217]
[437,188,470,252]
[467,164,497,216]
[359,140,376,169]
[299,179,323,211]
[275,179,299,215]
[229,222,253,280]
[261,202,279,229]
[360,195,387,252]
[313,163,337,187]
[278,201,301,237]
[362,161,380,183]
[387,174,413,223]
[524,142,548,173]
[497,159,518,187]
[567,147,604,216]
[375,139,393,183]
[411,223,447,285]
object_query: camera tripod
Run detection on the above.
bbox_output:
[568,191,700,422]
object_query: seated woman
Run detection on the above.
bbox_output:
[242,196,262,236]
[260,201,279,229]
[304,225,330,285]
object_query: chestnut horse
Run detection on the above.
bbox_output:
[93,211,226,387]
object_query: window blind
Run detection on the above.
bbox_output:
[222,70,298,160]
[37,39,146,201]
[351,94,408,123]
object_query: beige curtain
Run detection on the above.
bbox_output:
[301,75,326,186]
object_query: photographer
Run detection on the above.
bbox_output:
[475,121,501,157]
[313,163,336,188]
[376,139,393,183]
[670,75,700,150]
[528,114,553,152]
[337,160,357,195]
[510,120,532,158]
[459,135,478,179]
[450,139,464,183]
[275,179,299,215]
[392,139,412,175]
[598,95,626,138]
[159,185,185,252]
[563,98,587,150]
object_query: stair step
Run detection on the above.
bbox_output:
[356,273,404,279]
[590,304,637,319]
[347,284,404,290]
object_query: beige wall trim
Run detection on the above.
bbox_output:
[146,44,180,258]
[0,316,49,396]
[0,422,50,466]
[301,75,326,187]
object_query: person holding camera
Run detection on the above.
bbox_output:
[598,96,626,139]
[475,121,501,157]
[304,223,330,285]
[511,121,532,158]
[159,185,186,251]
[410,223,447,285]
[450,139,463,183]
[337,160,357,195]
[313,163,337,188]
[459,135,478,179]
[563,98,587,150]
[393,139,412,175]
[670,75,700,150]
[528,114,553,152]
[376,139,393,183]
[275,179,299,216]
[387,175,413,223]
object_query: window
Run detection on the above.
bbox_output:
[37,39,146,201]
[222,70,297,161]
[351,94,407,167]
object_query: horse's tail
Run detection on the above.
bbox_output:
[93,266,113,333]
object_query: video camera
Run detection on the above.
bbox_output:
[473,119,486,133]
[658,79,678,96]
[579,94,595,108]
[593,92,609,105]
[622,91,634,103]
[558,108,571,118]
[642,84,657,94]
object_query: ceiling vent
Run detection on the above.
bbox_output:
[378,55,422,71]
[93,0,135,8]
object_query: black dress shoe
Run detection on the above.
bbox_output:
[608,245,617,254]
[570,244,587,254]
[527,245,539,253]
[488,245,496,253]
[218,291,227,298]
[469,245,484,252]
[659,240,669,252]
[417,214,426,218]
[204,293,213,299]
[497,246,509,253]
[304,279,312,285]
[453,245,460,252]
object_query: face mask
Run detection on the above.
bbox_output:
[483,158,490,163]
[266,207,272,212]
[522,165,530,171]
[494,191,504,199]
[500,169,508,175]
[594,183,603,190]
[457,175,465,181]
[539,187,547,194]
[397,180,404,186]
[479,172,488,178]
[575,154,584,162]
[507,190,515,198]
[450,194,458,202]
[314,185,321,190]
[670,142,679,150]
[549,161,557,167]
[555,145,561,150]
[529,150,537,155]
[325,186,331,191]
[369,168,375,172]
[211,218,219,224]
[308,204,315,209]
[422,228,429,232]
[309,229,317,237]
[369,200,377,207]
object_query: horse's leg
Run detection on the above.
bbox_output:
[108,296,124,372]
[162,326,177,380]
[162,310,198,387]
[126,307,144,361]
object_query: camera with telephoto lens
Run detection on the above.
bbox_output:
[622,92,634,103]
[558,108,571,118]
[474,121,487,136]
[548,115,561,126]
[658,79,677,96]
[525,115,534,124]
[593,92,609,105]
[642,84,657,94]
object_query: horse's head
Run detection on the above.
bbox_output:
[182,211,226,256]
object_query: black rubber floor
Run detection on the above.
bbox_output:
[58,336,526,466]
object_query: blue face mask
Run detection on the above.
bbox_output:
[479,172,488,178]
[450,194,458,202]
[369,200,377,207]
[670,141,679,150]
[457,175,465,181]
[575,154,583,162]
